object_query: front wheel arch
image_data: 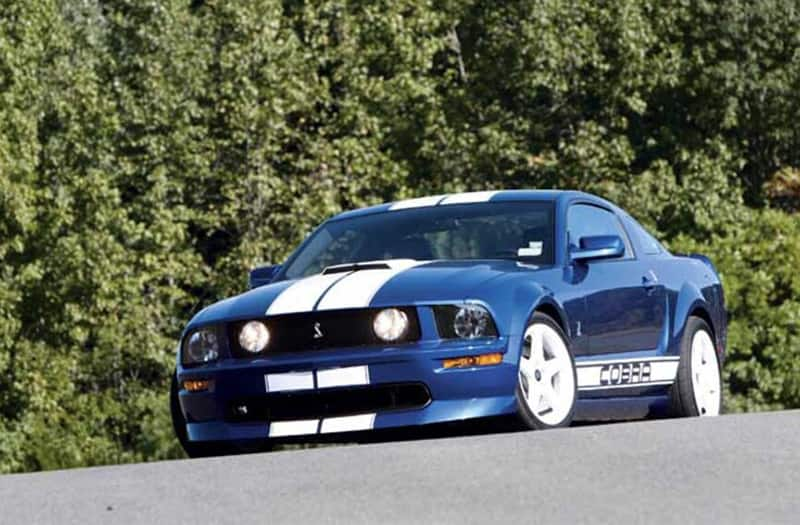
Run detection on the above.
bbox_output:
[532,301,569,337]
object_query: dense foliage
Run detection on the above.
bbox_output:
[1,0,798,472]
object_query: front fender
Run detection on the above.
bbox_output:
[509,281,554,338]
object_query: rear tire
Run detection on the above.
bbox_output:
[170,371,270,458]
[515,312,578,430]
[670,317,722,417]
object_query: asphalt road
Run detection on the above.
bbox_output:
[1,411,798,525]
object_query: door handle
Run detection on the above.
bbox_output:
[642,271,659,292]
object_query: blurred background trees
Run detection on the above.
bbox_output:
[1,0,798,471]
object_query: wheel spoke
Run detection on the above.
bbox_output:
[545,385,561,413]
[523,379,531,401]
[519,355,535,379]
[542,383,559,411]
[531,330,546,367]
[542,357,562,380]
[536,391,552,415]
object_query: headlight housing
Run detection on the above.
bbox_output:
[433,304,498,339]
[373,308,410,342]
[182,327,220,365]
[239,320,271,353]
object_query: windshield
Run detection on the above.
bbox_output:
[281,201,555,280]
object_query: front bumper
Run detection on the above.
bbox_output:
[177,336,519,442]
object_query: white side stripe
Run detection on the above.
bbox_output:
[265,371,314,393]
[579,380,675,391]
[576,356,680,366]
[266,272,349,315]
[388,195,446,210]
[316,259,424,310]
[576,357,679,390]
[317,366,370,389]
[320,414,376,434]
[269,419,319,437]
[439,191,499,205]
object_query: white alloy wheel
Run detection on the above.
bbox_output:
[518,322,576,426]
[690,329,721,417]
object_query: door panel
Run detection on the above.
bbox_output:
[565,203,665,356]
[581,261,665,354]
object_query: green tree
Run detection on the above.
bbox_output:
[0,0,798,472]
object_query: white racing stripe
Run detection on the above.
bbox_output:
[317,366,370,389]
[388,195,447,210]
[320,414,376,434]
[265,366,375,438]
[265,367,371,393]
[439,191,499,205]
[316,259,424,311]
[268,419,319,438]
[267,414,376,437]
[266,272,349,315]
[576,357,679,390]
[265,371,314,393]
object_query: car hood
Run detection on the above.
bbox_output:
[188,259,542,328]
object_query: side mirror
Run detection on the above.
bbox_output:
[249,264,281,289]
[570,235,624,263]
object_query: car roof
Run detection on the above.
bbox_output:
[330,189,620,222]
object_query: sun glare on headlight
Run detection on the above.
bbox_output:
[239,321,271,353]
[373,308,409,342]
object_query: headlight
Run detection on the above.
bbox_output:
[239,321,271,353]
[183,328,219,365]
[433,304,498,339]
[373,308,409,342]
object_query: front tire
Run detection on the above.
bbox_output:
[670,317,722,417]
[515,312,578,430]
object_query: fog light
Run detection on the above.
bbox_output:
[183,379,213,392]
[442,353,503,369]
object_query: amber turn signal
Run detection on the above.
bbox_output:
[442,353,503,369]
[183,379,213,392]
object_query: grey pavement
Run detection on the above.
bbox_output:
[1,411,798,524]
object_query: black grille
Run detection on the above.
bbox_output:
[228,307,420,357]
[227,383,431,422]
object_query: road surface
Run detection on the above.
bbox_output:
[1,411,798,524]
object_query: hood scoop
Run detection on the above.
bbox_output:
[322,262,392,275]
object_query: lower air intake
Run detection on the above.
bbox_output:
[227,383,431,422]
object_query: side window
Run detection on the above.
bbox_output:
[624,216,663,255]
[567,204,632,258]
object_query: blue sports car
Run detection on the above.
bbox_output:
[171,190,726,457]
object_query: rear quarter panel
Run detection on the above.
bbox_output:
[651,254,727,361]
